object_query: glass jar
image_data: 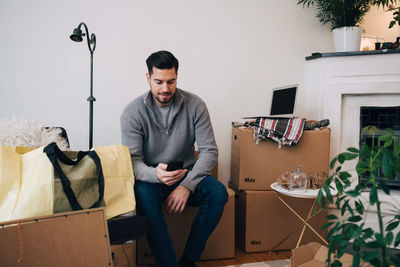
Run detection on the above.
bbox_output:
[289,165,308,192]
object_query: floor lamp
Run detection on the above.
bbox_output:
[70,22,96,149]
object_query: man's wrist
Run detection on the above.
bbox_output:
[178,184,192,193]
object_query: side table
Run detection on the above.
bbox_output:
[270,182,337,249]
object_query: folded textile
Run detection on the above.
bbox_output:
[253,117,306,147]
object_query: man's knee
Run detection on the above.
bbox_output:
[201,177,228,206]
[213,182,228,206]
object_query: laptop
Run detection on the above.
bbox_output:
[243,84,298,119]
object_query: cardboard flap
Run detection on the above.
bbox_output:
[291,245,317,266]
[314,245,329,262]
[308,242,323,254]
[297,259,326,267]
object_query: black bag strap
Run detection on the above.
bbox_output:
[43,142,105,210]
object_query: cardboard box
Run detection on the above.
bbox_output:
[230,127,330,190]
[0,208,112,267]
[111,242,136,267]
[291,242,354,267]
[137,187,235,264]
[235,190,327,252]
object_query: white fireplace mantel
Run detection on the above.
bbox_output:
[305,52,400,159]
[305,52,400,236]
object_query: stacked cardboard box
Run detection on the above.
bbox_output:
[231,126,330,252]
[136,187,235,264]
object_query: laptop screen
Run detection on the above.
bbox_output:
[270,85,298,116]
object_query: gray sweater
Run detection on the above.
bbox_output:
[120,89,218,192]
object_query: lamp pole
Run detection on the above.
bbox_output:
[70,22,96,149]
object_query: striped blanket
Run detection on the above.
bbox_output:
[253,117,306,147]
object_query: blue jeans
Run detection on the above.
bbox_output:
[135,176,228,267]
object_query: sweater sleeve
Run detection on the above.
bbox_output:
[180,101,218,192]
[120,108,160,184]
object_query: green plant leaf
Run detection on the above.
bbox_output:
[343,200,354,217]
[325,175,333,186]
[362,228,374,240]
[335,179,344,194]
[386,232,394,245]
[394,140,400,156]
[338,153,345,164]
[336,166,342,172]
[355,200,364,215]
[344,152,358,160]
[377,178,390,195]
[367,126,380,136]
[356,161,368,176]
[375,233,386,246]
[327,222,340,240]
[361,127,369,135]
[386,128,395,135]
[339,172,351,184]
[331,260,342,267]
[390,20,396,28]
[317,189,326,210]
[395,232,400,247]
[322,221,335,230]
[379,134,393,148]
[359,144,371,159]
[386,221,399,231]
[330,157,337,169]
[382,149,396,180]
[348,215,362,222]
[327,214,338,220]
[341,200,347,216]
[347,147,359,153]
[338,152,358,164]
[370,185,377,205]
[324,184,333,203]
[346,189,360,197]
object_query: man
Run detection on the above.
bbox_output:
[120,50,228,267]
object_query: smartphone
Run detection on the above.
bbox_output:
[167,161,183,171]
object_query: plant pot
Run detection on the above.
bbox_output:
[332,26,361,52]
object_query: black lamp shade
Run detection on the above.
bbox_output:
[70,28,83,42]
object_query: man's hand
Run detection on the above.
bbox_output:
[165,185,191,214]
[156,163,187,186]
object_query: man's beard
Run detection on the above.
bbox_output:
[155,92,173,105]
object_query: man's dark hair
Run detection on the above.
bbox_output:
[146,50,179,75]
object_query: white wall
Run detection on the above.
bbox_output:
[1,0,389,186]
[363,5,400,43]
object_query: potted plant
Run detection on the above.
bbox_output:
[317,126,400,267]
[297,0,398,52]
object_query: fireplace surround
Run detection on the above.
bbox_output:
[305,51,400,236]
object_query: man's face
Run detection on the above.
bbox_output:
[147,67,177,107]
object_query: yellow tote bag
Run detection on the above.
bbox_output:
[0,144,135,222]
[0,146,54,222]
[93,145,135,219]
